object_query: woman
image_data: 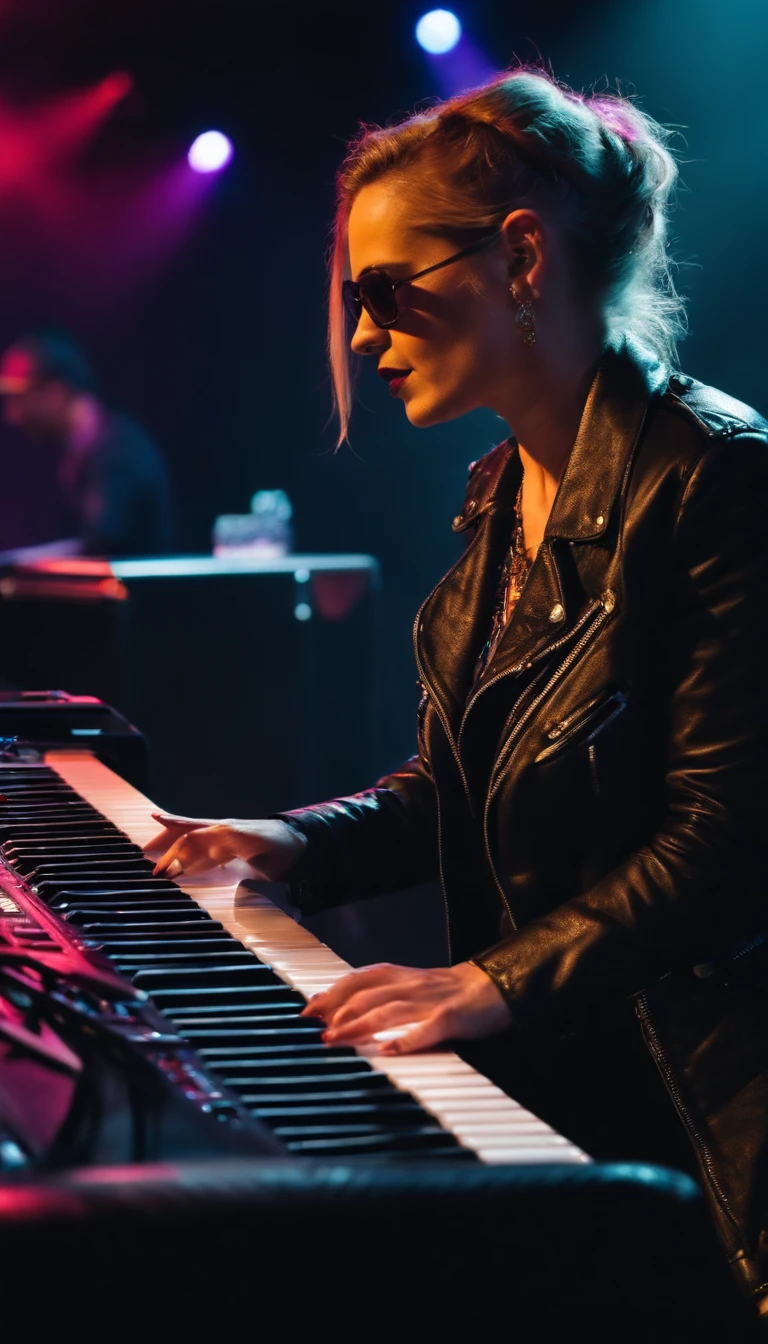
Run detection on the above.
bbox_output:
[149,68,768,1311]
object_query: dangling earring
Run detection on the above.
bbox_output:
[511,286,536,347]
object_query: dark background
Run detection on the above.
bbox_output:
[0,0,765,783]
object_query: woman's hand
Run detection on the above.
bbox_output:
[301,960,513,1055]
[144,813,307,880]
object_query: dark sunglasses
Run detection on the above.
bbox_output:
[342,232,500,330]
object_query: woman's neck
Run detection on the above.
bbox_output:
[496,333,604,507]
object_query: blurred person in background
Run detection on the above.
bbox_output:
[0,328,175,558]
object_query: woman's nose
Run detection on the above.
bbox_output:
[350,308,390,356]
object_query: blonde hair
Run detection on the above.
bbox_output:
[328,66,686,443]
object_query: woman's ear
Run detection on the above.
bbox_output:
[501,209,545,300]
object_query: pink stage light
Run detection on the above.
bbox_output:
[187,130,233,173]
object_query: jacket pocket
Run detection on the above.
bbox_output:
[534,687,630,765]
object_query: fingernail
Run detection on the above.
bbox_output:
[322,1030,335,1043]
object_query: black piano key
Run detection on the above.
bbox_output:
[63,909,215,927]
[209,1059,379,1091]
[111,952,260,972]
[179,1022,325,1047]
[5,845,145,870]
[0,822,122,841]
[76,919,222,936]
[108,940,251,958]
[52,891,193,907]
[11,854,145,876]
[86,936,242,953]
[251,1101,431,1124]
[166,1006,307,1025]
[56,900,200,916]
[275,1124,437,1140]
[197,1043,358,1061]
[8,841,144,855]
[38,879,181,898]
[26,859,156,881]
[3,834,136,848]
[0,784,81,795]
[281,1131,464,1155]
[132,964,283,990]
[237,1087,419,1106]
[146,983,299,1008]
[218,1071,392,1093]
[0,805,97,818]
[32,870,161,891]
[206,1055,374,1078]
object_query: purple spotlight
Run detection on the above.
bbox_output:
[188,130,233,174]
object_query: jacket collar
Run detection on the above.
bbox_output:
[416,335,670,737]
[544,334,668,542]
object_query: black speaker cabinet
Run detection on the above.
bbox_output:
[0,561,124,706]
[111,554,379,819]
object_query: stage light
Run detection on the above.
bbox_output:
[187,130,233,174]
[415,9,462,54]
[97,72,134,106]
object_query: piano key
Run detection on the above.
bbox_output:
[219,1073,392,1093]
[282,1131,467,1156]
[132,964,283,990]
[196,1043,359,1061]
[167,1008,308,1025]
[58,903,209,919]
[110,949,260,966]
[89,937,245,954]
[240,1089,408,1106]
[147,983,298,1007]
[38,880,182,897]
[213,1056,375,1078]
[250,1100,436,1123]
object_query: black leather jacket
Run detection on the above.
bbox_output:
[281,335,768,1304]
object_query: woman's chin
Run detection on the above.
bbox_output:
[408,400,468,427]
[399,380,476,428]
[403,394,457,429]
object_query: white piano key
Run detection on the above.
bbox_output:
[45,749,591,1167]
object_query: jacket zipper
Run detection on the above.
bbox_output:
[481,592,615,928]
[413,533,490,959]
[635,991,742,1252]
[413,537,484,819]
[730,931,768,963]
[487,592,615,794]
[534,688,628,764]
[460,586,615,746]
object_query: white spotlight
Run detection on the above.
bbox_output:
[415,10,462,55]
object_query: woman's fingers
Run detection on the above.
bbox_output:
[152,834,189,876]
[144,812,215,854]
[303,961,514,1055]
[377,1014,450,1055]
[314,978,426,1031]
[152,825,237,876]
[323,998,425,1045]
[302,964,414,1021]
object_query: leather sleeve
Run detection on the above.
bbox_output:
[272,753,439,914]
[473,433,768,1036]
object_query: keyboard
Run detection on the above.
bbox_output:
[2,748,589,1166]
